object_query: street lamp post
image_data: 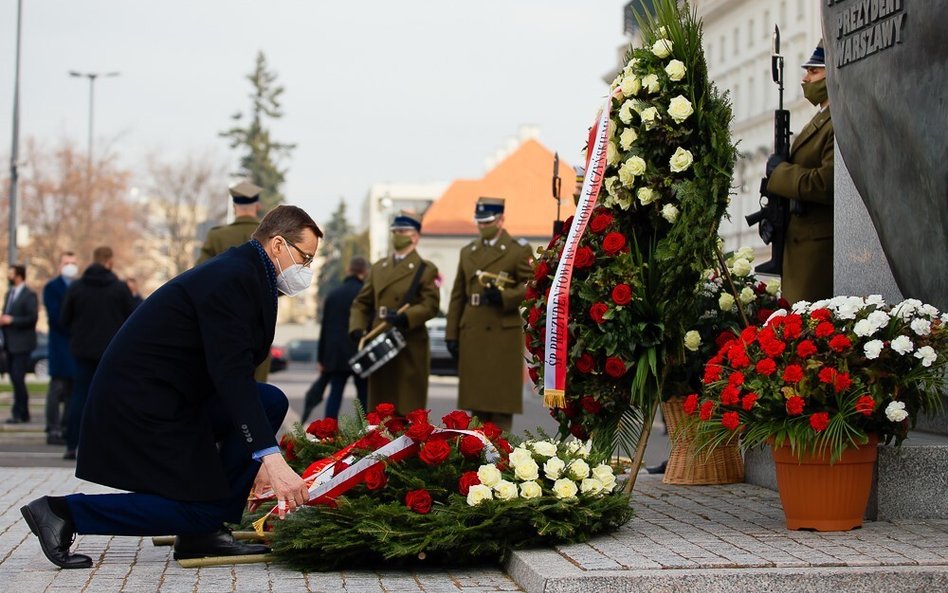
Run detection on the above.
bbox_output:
[68,70,119,171]
[7,0,23,265]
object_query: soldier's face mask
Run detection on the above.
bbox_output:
[802,78,828,106]
[274,237,313,297]
[477,221,500,241]
[392,232,413,251]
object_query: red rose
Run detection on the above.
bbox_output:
[580,396,602,414]
[406,409,429,424]
[495,437,513,453]
[405,421,435,442]
[602,232,626,255]
[418,440,451,465]
[562,403,579,419]
[809,412,830,432]
[683,393,699,415]
[785,396,805,416]
[777,297,791,309]
[814,321,835,338]
[375,403,396,418]
[459,435,485,458]
[366,412,381,425]
[458,471,480,496]
[306,418,338,439]
[855,395,875,416]
[574,246,596,269]
[740,326,758,344]
[727,372,745,386]
[279,434,296,462]
[756,308,774,323]
[384,417,407,433]
[611,283,633,306]
[405,489,432,514]
[364,464,387,490]
[604,356,627,378]
[828,334,852,352]
[810,308,832,321]
[569,422,588,439]
[721,411,740,431]
[589,212,613,233]
[782,364,804,383]
[533,261,550,282]
[796,340,818,358]
[741,393,759,411]
[442,410,471,429]
[562,215,574,233]
[528,306,542,326]
[589,302,609,324]
[525,285,538,301]
[480,422,502,440]
[755,358,777,376]
[699,400,715,421]
[716,330,738,348]
[575,353,595,374]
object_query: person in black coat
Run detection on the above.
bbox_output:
[43,252,80,444]
[1,264,39,424]
[20,206,321,569]
[302,256,369,422]
[59,247,137,459]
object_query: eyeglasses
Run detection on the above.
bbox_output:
[282,237,315,267]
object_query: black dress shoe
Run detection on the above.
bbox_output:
[173,528,270,560]
[5,417,23,424]
[646,460,668,474]
[20,497,93,569]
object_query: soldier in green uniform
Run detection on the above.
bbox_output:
[197,180,271,382]
[349,213,440,414]
[766,41,834,304]
[445,198,533,431]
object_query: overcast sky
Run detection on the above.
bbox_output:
[1,1,628,224]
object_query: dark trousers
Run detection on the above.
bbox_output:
[66,359,99,452]
[8,351,31,421]
[302,371,367,422]
[45,376,73,435]
[65,383,288,536]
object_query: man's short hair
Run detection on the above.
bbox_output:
[348,255,369,276]
[252,205,323,245]
[93,246,113,265]
[11,265,26,280]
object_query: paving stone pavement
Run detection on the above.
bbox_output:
[0,468,522,593]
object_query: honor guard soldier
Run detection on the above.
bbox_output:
[445,197,533,431]
[349,212,440,414]
[766,41,834,304]
[197,180,272,381]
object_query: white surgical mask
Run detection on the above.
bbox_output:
[61,263,79,279]
[274,239,313,297]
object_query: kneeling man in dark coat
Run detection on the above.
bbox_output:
[21,205,322,568]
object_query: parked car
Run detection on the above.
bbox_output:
[426,316,457,376]
[286,338,319,363]
[269,344,288,373]
[0,332,48,379]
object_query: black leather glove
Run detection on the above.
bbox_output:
[349,329,365,346]
[384,311,408,330]
[482,285,503,306]
[766,153,785,177]
[446,339,460,360]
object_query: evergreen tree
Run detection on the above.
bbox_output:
[220,51,295,211]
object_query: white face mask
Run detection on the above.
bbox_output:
[61,263,79,279]
[274,238,313,297]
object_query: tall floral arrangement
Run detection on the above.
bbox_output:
[522,0,736,451]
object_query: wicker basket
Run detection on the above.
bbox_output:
[661,396,744,485]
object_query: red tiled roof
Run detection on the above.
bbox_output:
[423,139,578,238]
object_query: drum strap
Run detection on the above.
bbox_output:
[400,262,427,310]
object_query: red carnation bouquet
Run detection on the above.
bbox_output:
[691,296,948,460]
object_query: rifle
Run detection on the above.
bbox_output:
[746,25,792,275]
[552,152,564,236]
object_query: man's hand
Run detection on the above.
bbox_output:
[0,314,12,326]
[383,311,408,329]
[482,286,503,306]
[766,153,785,177]
[261,453,309,519]
[446,339,459,360]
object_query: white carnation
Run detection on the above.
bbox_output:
[568,459,590,480]
[660,203,679,223]
[664,59,686,81]
[914,345,937,367]
[668,146,694,173]
[667,95,694,123]
[477,464,502,487]
[684,330,702,352]
[514,459,540,482]
[619,127,638,151]
[890,335,915,355]
[651,38,673,58]
[519,480,542,499]
[494,480,519,501]
[865,294,886,306]
[863,339,884,359]
[466,484,493,506]
[552,478,578,499]
[853,319,876,338]
[580,478,604,496]
[884,401,908,422]
[893,299,923,319]
[911,318,932,336]
[544,456,566,480]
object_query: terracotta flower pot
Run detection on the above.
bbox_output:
[771,434,878,531]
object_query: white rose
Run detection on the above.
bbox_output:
[514,459,540,482]
[530,440,558,458]
[642,73,660,94]
[544,456,566,480]
[730,258,752,277]
[664,59,686,81]
[718,292,735,311]
[684,330,702,351]
[766,278,781,295]
[552,478,578,499]
[739,287,756,304]
[735,246,755,261]
[607,140,620,165]
[622,58,639,76]
[885,401,909,422]
[623,155,647,177]
[578,440,591,458]
[660,203,679,223]
[890,335,915,355]
[592,464,617,491]
[640,106,659,126]
[620,75,641,97]
[667,95,694,123]
[911,318,932,336]
[618,100,636,125]
[864,339,884,359]
[914,345,937,367]
[668,146,694,173]
[619,127,638,150]
[637,187,659,205]
[656,26,668,37]
[568,459,590,480]
[477,464,502,487]
[519,480,542,499]
[509,447,533,469]
[651,38,673,58]
[466,484,493,506]
[580,478,604,496]
[605,176,620,197]
[494,480,519,501]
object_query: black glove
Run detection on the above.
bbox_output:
[482,285,503,306]
[384,311,409,330]
[446,339,460,360]
[349,329,365,346]
[766,153,785,177]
